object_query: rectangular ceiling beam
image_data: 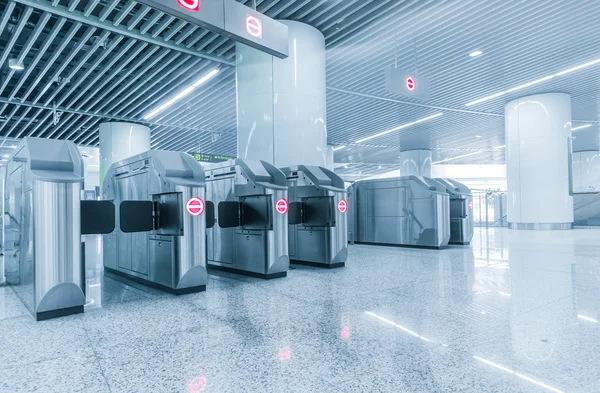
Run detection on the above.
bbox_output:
[12,0,235,66]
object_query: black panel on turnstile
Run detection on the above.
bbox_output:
[288,202,302,225]
[218,201,241,228]
[81,201,116,235]
[303,197,334,227]
[120,201,154,233]
[206,201,215,229]
[241,195,272,230]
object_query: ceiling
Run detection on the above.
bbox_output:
[1,0,599,181]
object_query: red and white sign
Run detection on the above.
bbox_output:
[468,200,474,209]
[275,198,288,215]
[246,15,263,38]
[406,76,416,91]
[338,199,348,214]
[186,197,205,216]
[177,0,200,11]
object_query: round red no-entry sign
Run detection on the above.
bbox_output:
[406,76,416,91]
[186,197,205,216]
[246,15,263,38]
[275,198,288,214]
[177,0,200,11]
[338,199,348,213]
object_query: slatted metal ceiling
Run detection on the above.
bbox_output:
[0,0,599,181]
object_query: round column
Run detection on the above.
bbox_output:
[99,122,151,184]
[236,21,327,167]
[399,149,432,177]
[505,93,573,230]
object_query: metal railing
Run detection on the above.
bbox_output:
[472,190,508,228]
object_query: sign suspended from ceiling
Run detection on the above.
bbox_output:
[384,65,430,101]
[137,0,289,58]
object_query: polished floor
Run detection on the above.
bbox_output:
[1,227,599,393]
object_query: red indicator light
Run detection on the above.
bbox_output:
[186,197,205,216]
[338,200,348,214]
[177,0,200,11]
[246,15,263,38]
[278,346,291,361]
[406,76,416,91]
[189,376,206,393]
[469,200,474,209]
[340,325,351,340]
[276,198,289,215]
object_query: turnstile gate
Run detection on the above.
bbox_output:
[103,150,209,294]
[204,160,289,279]
[281,165,348,268]
[435,178,474,245]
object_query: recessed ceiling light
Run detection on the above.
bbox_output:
[333,145,346,152]
[344,165,348,169]
[355,113,443,144]
[469,50,483,57]
[378,165,382,169]
[466,56,600,106]
[433,145,506,164]
[572,124,592,131]
[3,154,8,158]
[475,135,482,138]
[8,58,24,71]
[143,68,220,120]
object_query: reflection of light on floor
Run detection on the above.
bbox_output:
[474,356,565,393]
[279,346,291,361]
[577,314,599,323]
[340,325,350,339]
[498,291,511,297]
[365,312,433,342]
[189,376,206,393]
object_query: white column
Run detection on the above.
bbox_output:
[236,21,327,167]
[326,145,334,171]
[99,122,151,184]
[505,93,573,230]
[399,149,432,177]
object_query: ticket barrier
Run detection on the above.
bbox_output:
[102,150,210,294]
[4,138,114,321]
[204,160,289,279]
[281,165,348,268]
[435,178,474,245]
[352,176,451,248]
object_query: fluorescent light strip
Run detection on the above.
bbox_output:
[365,311,433,342]
[474,356,565,393]
[143,69,220,120]
[572,124,592,131]
[355,113,443,144]
[432,145,505,164]
[466,57,600,107]
[577,314,598,323]
[333,145,346,151]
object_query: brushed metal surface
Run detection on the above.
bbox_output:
[353,176,450,248]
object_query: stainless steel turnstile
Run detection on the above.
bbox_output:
[435,178,474,245]
[281,165,348,268]
[204,160,289,279]
[103,150,209,294]
[353,176,451,248]
[4,137,114,320]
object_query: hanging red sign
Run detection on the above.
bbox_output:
[338,200,348,214]
[177,0,200,11]
[246,15,263,38]
[186,197,205,216]
[275,198,289,214]
[406,76,416,91]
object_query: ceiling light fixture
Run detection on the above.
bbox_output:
[572,124,593,131]
[333,145,346,151]
[577,314,598,323]
[8,58,24,71]
[143,68,220,120]
[355,113,443,144]
[466,57,600,106]
[475,135,482,138]
[469,50,483,57]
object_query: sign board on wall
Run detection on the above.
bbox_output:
[385,65,430,101]
[137,0,289,58]
[189,153,236,163]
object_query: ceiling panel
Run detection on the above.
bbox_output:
[0,0,599,179]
